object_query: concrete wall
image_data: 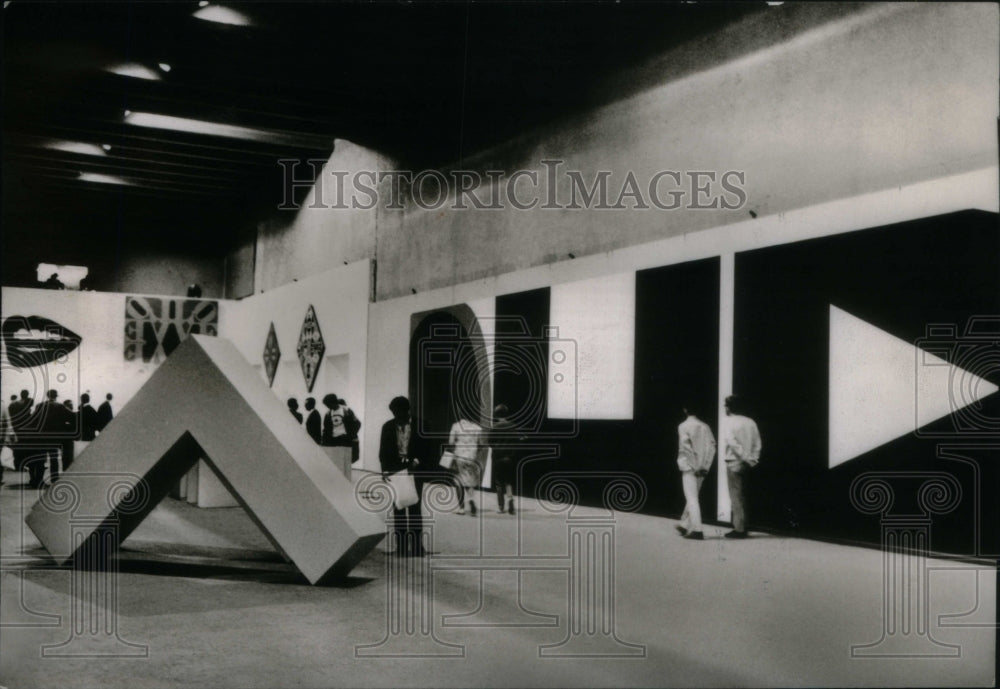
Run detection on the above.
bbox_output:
[115,250,225,299]
[377,2,997,300]
[247,4,996,301]
[254,140,395,294]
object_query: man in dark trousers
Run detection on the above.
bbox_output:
[0,404,16,486]
[378,396,430,557]
[97,393,114,432]
[27,389,74,488]
[8,390,33,472]
[79,393,99,441]
[304,397,322,444]
[489,404,523,515]
[722,394,762,539]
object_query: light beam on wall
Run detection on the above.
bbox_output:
[45,141,108,156]
[828,305,998,468]
[193,4,253,26]
[548,272,635,420]
[78,172,134,186]
[123,111,331,150]
[107,63,161,80]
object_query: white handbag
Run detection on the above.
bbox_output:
[0,446,14,471]
[387,470,419,510]
[439,450,456,470]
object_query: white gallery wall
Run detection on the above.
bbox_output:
[221,260,371,454]
[0,287,192,410]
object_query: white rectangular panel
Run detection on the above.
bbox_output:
[548,272,635,420]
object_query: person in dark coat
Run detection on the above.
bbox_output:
[26,389,74,488]
[489,404,523,515]
[8,390,33,472]
[61,399,77,471]
[287,398,303,424]
[79,393,99,441]
[96,393,114,432]
[0,404,16,486]
[304,397,322,444]
[378,396,431,556]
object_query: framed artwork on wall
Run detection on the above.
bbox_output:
[262,322,280,387]
[124,297,218,364]
[296,305,325,393]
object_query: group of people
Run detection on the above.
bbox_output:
[377,397,522,557]
[287,394,361,460]
[373,392,761,556]
[675,394,761,540]
[1,389,114,488]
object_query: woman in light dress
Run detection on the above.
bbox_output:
[448,418,485,515]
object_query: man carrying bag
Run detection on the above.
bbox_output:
[378,396,429,557]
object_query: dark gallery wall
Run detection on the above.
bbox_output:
[734,210,1000,556]
[491,262,719,517]
[633,259,720,517]
[407,211,998,558]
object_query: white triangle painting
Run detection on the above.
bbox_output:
[828,305,998,469]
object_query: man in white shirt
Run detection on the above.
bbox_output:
[722,394,762,539]
[675,404,716,540]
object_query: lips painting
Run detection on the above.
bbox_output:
[2,315,82,368]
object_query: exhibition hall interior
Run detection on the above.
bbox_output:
[1,2,997,687]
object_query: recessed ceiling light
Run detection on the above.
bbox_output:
[45,141,108,156]
[79,172,134,186]
[102,144,113,152]
[124,111,331,149]
[193,4,252,26]
[158,62,172,73]
[108,62,161,81]
[198,1,209,6]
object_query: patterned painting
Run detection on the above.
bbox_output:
[262,322,281,387]
[296,305,325,392]
[124,297,218,363]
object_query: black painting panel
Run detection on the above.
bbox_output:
[734,210,1000,555]
[494,264,719,517]
[634,258,720,516]
[494,288,550,434]
[409,311,469,446]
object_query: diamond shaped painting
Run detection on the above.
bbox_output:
[296,305,325,392]
[262,322,281,387]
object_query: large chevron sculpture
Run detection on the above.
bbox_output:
[25,335,384,584]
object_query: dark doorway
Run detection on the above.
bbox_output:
[408,309,490,455]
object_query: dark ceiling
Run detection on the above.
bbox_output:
[2,1,765,289]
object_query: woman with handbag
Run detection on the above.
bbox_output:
[445,417,485,515]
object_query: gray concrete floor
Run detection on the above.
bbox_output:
[1,468,995,688]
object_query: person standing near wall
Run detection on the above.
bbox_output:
[722,394,762,539]
[304,397,322,444]
[489,404,522,516]
[322,394,348,446]
[9,390,33,472]
[27,390,73,488]
[0,403,16,485]
[323,394,361,460]
[97,393,114,432]
[378,396,429,556]
[448,417,485,515]
[60,399,77,471]
[287,398,303,424]
[79,393,98,441]
[675,403,716,541]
